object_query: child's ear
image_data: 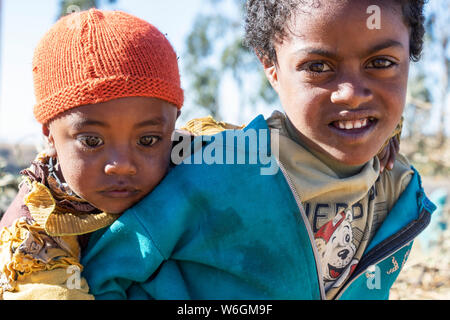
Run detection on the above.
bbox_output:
[42,124,57,158]
[257,53,279,93]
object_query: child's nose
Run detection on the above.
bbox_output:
[104,154,137,176]
[330,82,373,108]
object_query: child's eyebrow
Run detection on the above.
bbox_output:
[72,119,109,129]
[295,40,405,60]
[364,39,405,56]
[71,118,166,130]
[294,47,339,60]
[134,117,166,128]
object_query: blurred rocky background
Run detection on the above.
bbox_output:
[389,153,450,300]
[0,143,34,215]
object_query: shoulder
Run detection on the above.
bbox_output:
[379,153,414,210]
[383,153,413,190]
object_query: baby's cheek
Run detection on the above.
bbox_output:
[58,157,97,196]
[145,161,169,190]
[140,154,171,191]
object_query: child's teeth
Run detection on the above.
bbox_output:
[361,119,367,127]
[336,118,370,130]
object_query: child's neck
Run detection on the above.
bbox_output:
[284,116,365,179]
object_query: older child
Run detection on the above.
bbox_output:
[80,0,435,300]
[245,0,424,298]
[0,9,184,299]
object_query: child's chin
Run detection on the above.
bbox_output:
[329,150,376,167]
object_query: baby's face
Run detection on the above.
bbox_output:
[266,0,410,165]
[46,97,178,214]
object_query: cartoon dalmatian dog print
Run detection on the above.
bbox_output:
[315,209,359,290]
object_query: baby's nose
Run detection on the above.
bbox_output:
[104,155,137,176]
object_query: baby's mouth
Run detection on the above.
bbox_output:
[99,186,140,198]
[330,117,377,130]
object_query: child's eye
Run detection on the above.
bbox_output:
[309,62,331,73]
[367,58,396,69]
[301,61,332,74]
[78,136,104,148]
[138,135,160,147]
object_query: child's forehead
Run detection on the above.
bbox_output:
[289,0,403,26]
[293,0,401,10]
[282,0,407,46]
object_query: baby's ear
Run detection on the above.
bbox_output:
[42,124,57,158]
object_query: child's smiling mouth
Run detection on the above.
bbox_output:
[330,117,377,130]
[328,116,379,142]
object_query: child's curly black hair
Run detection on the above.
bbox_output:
[244,0,426,64]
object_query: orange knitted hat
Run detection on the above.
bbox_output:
[33,9,184,124]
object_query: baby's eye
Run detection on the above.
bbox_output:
[138,135,160,147]
[367,58,395,69]
[78,136,104,148]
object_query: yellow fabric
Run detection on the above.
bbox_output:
[0,218,81,283]
[24,180,119,237]
[1,268,94,300]
[0,217,89,299]
[180,115,244,136]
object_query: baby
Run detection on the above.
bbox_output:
[0,9,183,299]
